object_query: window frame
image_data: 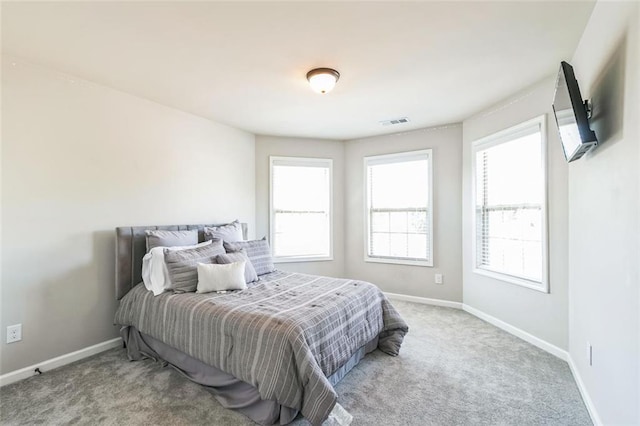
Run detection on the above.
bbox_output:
[363,149,434,267]
[269,156,333,263]
[471,115,549,293]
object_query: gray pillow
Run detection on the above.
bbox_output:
[164,239,225,292]
[204,220,244,242]
[223,237,274,276]
[145,229,198,252]
[216,249,258,284]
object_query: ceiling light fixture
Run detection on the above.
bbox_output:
[306,68,340,94]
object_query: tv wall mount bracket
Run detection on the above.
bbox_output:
[584,99,593,120]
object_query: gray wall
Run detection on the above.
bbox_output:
[255,135,345,278]
[344,125,463,301]
[462,78,570,350]
[568,2,639,424]
[1,57,256,375]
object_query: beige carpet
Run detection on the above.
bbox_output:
[0,301,591,425]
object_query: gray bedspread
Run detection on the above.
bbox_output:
[114,270,408,425]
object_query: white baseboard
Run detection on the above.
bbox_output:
[388,294,600,426]
[384,292,463,309]
[461,304,601,425]
[461,304,568,361]
[385,293,567,360]
[567,356,602,426]
[0,309,602,426]
[0,337,121,387]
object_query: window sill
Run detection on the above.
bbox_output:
[274,256,333,264]
[365,256,433,267]
[473,268,548,293]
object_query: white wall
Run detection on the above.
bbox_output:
[1,57,255,375]
[568,2,639,424]
[462,78,570,350]
[255,135,345,277]
[344,125,463,302]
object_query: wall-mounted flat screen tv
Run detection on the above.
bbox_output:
[552,61,597,162]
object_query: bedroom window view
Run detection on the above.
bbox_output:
[270,157,332,261]
[473,117,547,291]
[365,150,433,266]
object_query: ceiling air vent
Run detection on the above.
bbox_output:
[380,117,410,126]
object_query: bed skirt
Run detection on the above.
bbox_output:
[120,326,378,425]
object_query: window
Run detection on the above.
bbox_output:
[269,157,332,262]
[364,149,433,266]
[472,116,548,292]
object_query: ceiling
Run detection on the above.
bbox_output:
[1,1,595,140]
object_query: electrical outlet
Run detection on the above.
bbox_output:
[587,342,593,366]
[435,274,443,284]
[7,324,22,344]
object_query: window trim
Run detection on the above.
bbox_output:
[470,115,549,293]
[363,149,434,267]
[269,156,333,263]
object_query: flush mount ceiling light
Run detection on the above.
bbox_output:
[306,68,340,94]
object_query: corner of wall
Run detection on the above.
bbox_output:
[567,1,640,424]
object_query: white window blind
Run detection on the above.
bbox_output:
[473,117,547,290]
[365,150,433,266]
[270,157,332,261]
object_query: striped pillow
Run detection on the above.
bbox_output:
[216,249,258,284]
[223,237,274,276]
[164,239,225,292]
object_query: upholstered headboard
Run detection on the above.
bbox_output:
[115,223,248,300]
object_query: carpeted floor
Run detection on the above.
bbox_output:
[0,301,591,425]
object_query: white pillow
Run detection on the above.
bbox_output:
[196,260,247,294]
[142,240,212,296]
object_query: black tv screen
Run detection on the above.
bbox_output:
[552,61,597,162]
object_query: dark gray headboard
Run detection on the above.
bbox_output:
[115,223,248,300]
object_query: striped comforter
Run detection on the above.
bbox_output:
[114,270,408,425]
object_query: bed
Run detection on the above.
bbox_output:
[113,223,408,426]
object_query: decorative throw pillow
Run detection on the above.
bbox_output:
[163,239,225,293]
[223,237,275,276]
[145,229,198,252]
[142,240,212,296]
[196,261,247,294]
[216,249,258,284]
[204,220,244,242]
